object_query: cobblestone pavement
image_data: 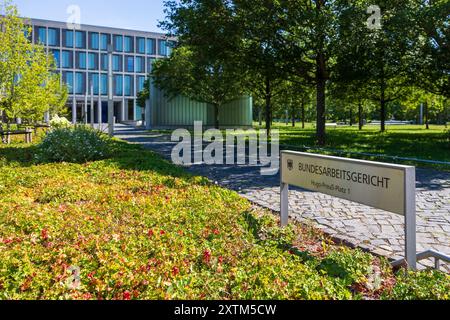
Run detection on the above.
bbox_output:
[115,125,450,271]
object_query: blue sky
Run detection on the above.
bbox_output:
[13,0,167,32]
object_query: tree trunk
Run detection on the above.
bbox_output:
[316,78,326,146]
[214,103,220,129]
[358,103,364,130]
[301,101,305,129]
[265,78,272,135]
[349,109,353,127]
[0,110,3,144]
[291,105,296,127]
[379,51,387,132]
[425,101,430,130]
[380,99,386,132]
[258,107,262,127]
[445,99,448,129]
[315,0,327,146]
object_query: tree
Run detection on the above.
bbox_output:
[151,46,246,129]
[280,0,342,145]
[233,0,289,134]
[156,0,247,129]
[330,76,371,130]
[273,81,313,128]
[411,0,449,98]
[333,0,420,132]
[404,88,447,128]
[0,2,67,128]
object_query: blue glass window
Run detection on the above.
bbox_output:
[137,76,146,92]
[125,56,134,73]
[75,31,86,48]
[114,75,123,96]
[36,27,46,45]
[114,35,123,52]
[76,52,87,69]
[75,72,86,94]
[88,53,98,70]
[158,40,167,56]
[146,39,155,55]
[112,55,122,72]
[63,30,73,48]
[100,74,108,95]
[89,73,99,95]
[51,50,60,68]
[62,51,73,69]
[124,36,133,53]
[63,72,74,94]
[137,38,145,54]
[124,75,133,96]
[135,57,144,73]
[100,34,110,51]
[48,28,59,46]
[167,41,174,56]
[101,54,108,71]
[89,32,99,50]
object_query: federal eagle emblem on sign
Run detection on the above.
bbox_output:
[287,159,294,171]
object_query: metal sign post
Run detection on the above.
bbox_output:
[280,151,417,270]
[403,169,417,270]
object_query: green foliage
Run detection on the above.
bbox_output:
[136,78,149,108]
[35,126,112,164]
[0,139,448,300]
[410,0,450,98]
[317,249,374,287]
[383,270,450,300]
[155,1,248,128]
[0,2,67,124]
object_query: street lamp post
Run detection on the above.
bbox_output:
[108,44,114,137]
[145,61,152,130]
[90,80,94,128]
[84,87,88,125]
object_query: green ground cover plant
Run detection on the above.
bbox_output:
[0,134,448,300]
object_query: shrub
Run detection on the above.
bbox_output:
[49,115,72,129]
[35,126,113,163]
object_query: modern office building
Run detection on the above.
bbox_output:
[27,18,253,128]
[28,18,172,124]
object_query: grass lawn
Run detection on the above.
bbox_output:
[255,123,450,171]
[0,135,449,300]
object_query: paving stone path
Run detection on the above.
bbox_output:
[114,125,450,271]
